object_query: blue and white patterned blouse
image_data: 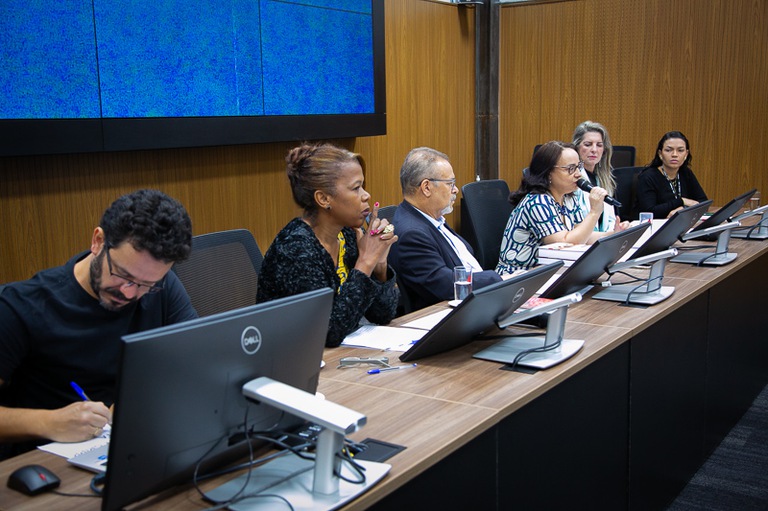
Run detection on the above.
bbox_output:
[496,193,584,275]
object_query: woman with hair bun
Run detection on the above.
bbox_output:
[257,143,399,347]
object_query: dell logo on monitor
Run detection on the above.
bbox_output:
[620,240,629,253]
[241,326,262,355]
[513,288,526,303]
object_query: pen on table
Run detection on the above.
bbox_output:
[368,363,417,375]
[70,381,91,401]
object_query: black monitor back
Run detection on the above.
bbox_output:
[688,190,756,240]
[632,200,712,259]
[102,288,334,511]
[399,261,563,362]
[540,223,650,299]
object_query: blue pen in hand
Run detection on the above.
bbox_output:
[70,381,91,401]
[368,363,417,375]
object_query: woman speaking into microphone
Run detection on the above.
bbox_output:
[496,141,628,274]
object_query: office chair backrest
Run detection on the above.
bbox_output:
[611,146,636,169]
[172,229,263,317]
[612,166,644,221]
[377,205,398,223]
[460,179,512,271]
[535,143,636,169]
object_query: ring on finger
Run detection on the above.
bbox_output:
[382,224,394,234]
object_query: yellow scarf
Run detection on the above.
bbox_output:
[336,231,348,290]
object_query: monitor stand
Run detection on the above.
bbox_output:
[206,454,390,511]
[474,298,584,369]
[207,378,392,511]
[732,213,768,240]
[671,227,738,266]
[593,258,675,305]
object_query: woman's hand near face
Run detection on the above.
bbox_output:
[355,203,398,280]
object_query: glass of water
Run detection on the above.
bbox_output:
[453,266,472,301]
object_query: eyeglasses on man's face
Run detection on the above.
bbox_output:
[428,178,457,189]
[104,247,164,294]
[554,161,585,175]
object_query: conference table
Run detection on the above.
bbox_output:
[1,227,767,511]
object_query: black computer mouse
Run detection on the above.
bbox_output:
[7,464,61,496]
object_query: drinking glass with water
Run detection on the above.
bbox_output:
[453,266,472,301]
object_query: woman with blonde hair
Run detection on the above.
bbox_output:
[572,121,627,232]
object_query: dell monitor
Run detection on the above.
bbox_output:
[399,261,563,362]
[102,288,334,511]
[687,189,756,241]
[631,200,713,259]
[539,222,650,299]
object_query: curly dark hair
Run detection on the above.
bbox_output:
[100,189,192,263]
[509,141,577,207]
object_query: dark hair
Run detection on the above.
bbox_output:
[100,189,192,263]
[285,142,361,218]
[648,131,692,170]
[509,141,576,207]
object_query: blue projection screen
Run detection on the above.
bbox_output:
[0,0,385,156]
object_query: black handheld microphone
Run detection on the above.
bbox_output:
[576,178,622,208]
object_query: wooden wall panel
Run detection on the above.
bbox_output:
[355,0,476,212]
[499,0,768,209]
[4,0,765,283]
[0,0,475,283]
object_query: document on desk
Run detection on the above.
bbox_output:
[342,325,428,351]
[38,425,110,459]
[38,426,111,473]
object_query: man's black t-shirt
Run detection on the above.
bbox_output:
[0,251,197,412]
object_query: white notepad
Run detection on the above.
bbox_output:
[67,442,109,473]
[38,424,111,473]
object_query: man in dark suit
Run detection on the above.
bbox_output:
[389,147,502,311]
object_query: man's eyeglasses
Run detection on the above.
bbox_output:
[428,178,457,188]
[554,161,585,175]
[104,247,164,294]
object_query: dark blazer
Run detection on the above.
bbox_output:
[388,200,502,311]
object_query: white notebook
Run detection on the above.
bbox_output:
[38,424,110,473]
[67,443,109,473]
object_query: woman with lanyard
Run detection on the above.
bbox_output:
[572,121,629,232]
[496,141,622,275]
[257,142,399,347]
[636,131,708,218]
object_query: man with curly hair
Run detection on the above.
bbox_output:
[0,189,196,458]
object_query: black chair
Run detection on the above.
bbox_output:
[377,204,398,222]
[172,229,263,317]
[460,179,512,271]
[612,166,644,221]
[611,146,636,168]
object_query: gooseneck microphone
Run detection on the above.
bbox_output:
[576,178,622,208]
